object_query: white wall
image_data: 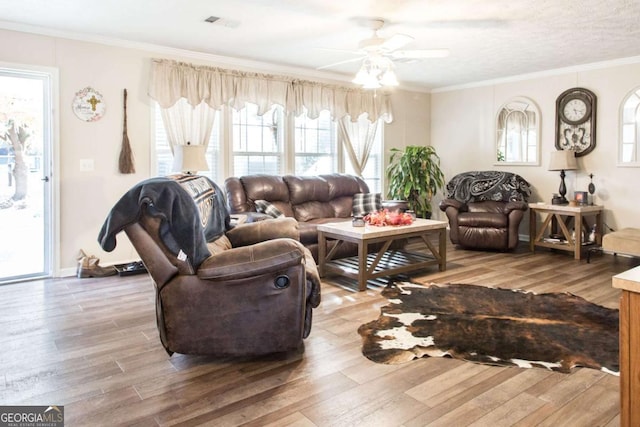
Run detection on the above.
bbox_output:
[430,62,640,234]
[0,30,155,274]
[0,28,429,275]
[383,89,430,192]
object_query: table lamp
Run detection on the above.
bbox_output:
[173,143,209,174]
[548,150,577,205]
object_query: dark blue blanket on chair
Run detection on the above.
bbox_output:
[98,174,229,269]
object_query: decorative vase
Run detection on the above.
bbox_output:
[352,216,365,227]
[588,173,596,205]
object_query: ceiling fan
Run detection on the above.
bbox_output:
[317,18,449,88]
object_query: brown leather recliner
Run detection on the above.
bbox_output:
[98,175,321,357]
[439,171,531,251]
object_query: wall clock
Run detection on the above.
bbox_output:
[72,86,106,122]
[555,87,597,157]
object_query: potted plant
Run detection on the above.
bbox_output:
[385,145,445,219]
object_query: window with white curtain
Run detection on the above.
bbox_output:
[231,103,283,176]
[154,103,221,181]
[154,102,383,185]
[294,109,337,175]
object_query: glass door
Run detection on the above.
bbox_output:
[0,67,54,284]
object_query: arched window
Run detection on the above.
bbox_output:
[620,87,640,165]
[496,97,540,165]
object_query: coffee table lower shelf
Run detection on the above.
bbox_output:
[317,218,448,291]
[322,249,438,288]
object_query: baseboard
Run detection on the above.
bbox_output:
[58,267,76,278]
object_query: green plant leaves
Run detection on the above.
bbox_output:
[385,145,445,218]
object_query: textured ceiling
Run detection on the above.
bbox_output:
[1,0,640,90]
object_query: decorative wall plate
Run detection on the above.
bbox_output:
[72,87,106,122]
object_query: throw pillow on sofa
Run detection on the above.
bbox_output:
[255,200,286,218]
[352,193,381,217]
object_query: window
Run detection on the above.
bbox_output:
[495,97,539,165]
[620,87,640,165]
[231,103,282,176]
[154,103,221,182]
[155,102,383,188]
[294,110,337,175]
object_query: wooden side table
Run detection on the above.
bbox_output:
[528,203,603,260]
[612,267,640,427]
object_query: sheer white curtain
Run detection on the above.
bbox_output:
[159,98,217,154]
[338,115,381,177]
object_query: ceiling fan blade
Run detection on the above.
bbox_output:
[316,56,365,70]
[381,34,413,51]
[390,49,450,59]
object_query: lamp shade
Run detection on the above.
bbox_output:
[172,144,209,173]
[548,150,577,171]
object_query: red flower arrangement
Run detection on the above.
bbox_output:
[363,209,414,226]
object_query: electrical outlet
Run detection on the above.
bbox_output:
[80,158,94,171]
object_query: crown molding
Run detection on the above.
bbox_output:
[431,55,640,93]
[0,20,352,84]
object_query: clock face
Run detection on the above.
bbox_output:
[562,98,588,123]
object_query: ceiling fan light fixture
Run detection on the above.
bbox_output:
[321,18,449,89]
[379,69,399,86]
[362,77,382,89]
[354,56,398,89]
[352,65,370,85]
[354,67,381,89]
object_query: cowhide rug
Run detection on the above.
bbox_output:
[358,282,619,375]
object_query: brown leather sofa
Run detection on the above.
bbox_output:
[439,171,531,251]
[225,174,371,261]
[99,175,320,357]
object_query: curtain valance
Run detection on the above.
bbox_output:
[149,58,393,123]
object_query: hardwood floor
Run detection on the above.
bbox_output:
[0,241,636,426]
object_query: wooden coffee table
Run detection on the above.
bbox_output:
[317,218,448,291]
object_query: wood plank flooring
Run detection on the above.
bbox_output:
[0,240,636,426]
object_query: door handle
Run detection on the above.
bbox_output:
[41,176,50,182]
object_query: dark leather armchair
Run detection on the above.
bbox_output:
[439,171,531,250]
[98,175,321,357]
